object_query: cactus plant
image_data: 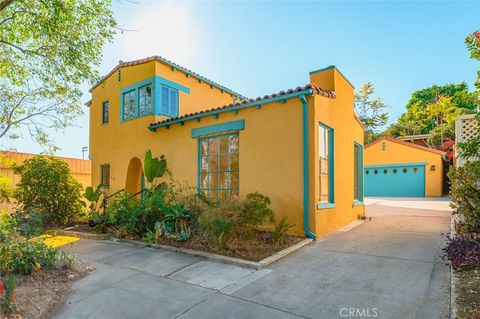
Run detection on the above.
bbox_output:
[144,149,167,185]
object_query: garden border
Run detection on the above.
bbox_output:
[47,229,313,270]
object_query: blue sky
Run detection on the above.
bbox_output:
[3,1,479,158]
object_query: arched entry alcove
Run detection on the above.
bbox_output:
[125,157,144,197]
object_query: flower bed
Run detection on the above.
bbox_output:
[79,152,307,263]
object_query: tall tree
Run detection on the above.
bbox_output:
[0,0,116,152]
[354,82,388,143]
[384,83,478,139]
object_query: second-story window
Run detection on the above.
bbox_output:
[102,101,109,124]
[161,85,179,117]
[123,90,136,120]
[139,85,152,116]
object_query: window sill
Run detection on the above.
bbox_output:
[121,112,154,123]
[317,202,335,210]
[353,200,364,207]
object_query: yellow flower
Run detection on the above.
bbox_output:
[34,262,41,270]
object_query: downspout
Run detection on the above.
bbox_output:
[300,94,316,239]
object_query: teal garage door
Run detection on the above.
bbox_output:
[364,163,426,197]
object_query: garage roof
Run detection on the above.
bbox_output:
[365,137,446,156]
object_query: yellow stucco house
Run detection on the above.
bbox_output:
[87,56,364,238]
[364,137,445,197]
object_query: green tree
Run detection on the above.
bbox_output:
[425,96,466,148]
[13,156,83,226]
[457,30,480,158]
[385,83,478,139]
[354,82,389,143]
[0,0,116,152]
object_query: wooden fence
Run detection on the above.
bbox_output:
[0,150,91,212]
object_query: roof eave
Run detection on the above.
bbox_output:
[89,56,248,100]
[148,88,315,132]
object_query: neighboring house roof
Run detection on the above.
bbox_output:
[365,137,446,156]
[89,55,247,100]
[149,84,335,131]
[398,134,430,140]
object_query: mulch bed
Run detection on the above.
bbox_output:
[455,267,480,319]
[154,230,303,262]
[4,263,90,319]
[65,224,304,262]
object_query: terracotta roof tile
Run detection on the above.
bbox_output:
[149,84,335,128]
[89,55,247,99]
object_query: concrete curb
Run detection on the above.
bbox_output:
[45,229,112,240]
[49,229,313,270]
[119,238,313,270]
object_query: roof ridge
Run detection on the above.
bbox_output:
[89,55,248,99]
[365,136,446,155]
[149,84,335,129]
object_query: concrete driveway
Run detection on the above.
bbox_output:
[50,198,451,319]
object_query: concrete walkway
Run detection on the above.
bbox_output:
[50,198,451,319]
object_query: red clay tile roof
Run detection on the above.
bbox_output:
[365,136,446,155]
[89,55,247,99]
[149,84,335,129]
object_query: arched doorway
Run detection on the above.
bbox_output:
[125,157,144,197]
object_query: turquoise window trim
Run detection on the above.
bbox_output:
[317,202,335,209]
[354,141,364,202]
[317,122,334,209]
[196,132,239,200]
[120,76,190,123]
[191,119,245,138]
[156,76,189,94]
[160,85,179,117]
[353,200,364,207]
[365,162,427,169]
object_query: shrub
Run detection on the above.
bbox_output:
[13,156,83,227]
[0,210,16,243]
[1,275,16,313]
[198,200,241,249]
[239,192,275,226]
[443,235,480,270]
[82,184,104,225]
[0,239,57,275]
[0,176,13,204]
[448,161,480,233]
[272,217,294,243]
[13,208,43,239]
[160,204,192,241]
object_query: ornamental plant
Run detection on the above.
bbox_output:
[448,161,480,233]
[13,156,83,227]
[443,235,480,270]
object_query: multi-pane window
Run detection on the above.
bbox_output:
[100,164,110,188]
[161,85,179,117]
[122,90,136,120]
[199,134,239,202]
[319,123,333,203]
[138,85,152,116]
[354,143,363,202]
[102,101,109,124]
